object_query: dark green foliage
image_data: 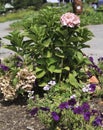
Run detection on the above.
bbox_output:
[12,0,44,10]
[4,7,93,87]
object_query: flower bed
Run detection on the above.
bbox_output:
[0,6,103,130]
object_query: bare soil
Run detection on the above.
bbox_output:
[0,94,46,130]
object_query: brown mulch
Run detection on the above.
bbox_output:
[0,94,46,130]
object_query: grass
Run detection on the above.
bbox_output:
[0,9,36,23]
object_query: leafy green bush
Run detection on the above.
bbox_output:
[4,7,93,88]
[13,0,44,10]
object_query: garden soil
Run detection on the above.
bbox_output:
[0,95,46,130]
[0,22,103,130]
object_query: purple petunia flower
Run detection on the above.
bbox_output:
[73,106,83,114]
[81,102,90,112]
[0,64,9,71]
[98,57,103,62]
[87,71,92,78]
[59,101,69,110]
[51,112,60,121]
[100,113,103,118]
[97,68,103,74]
[91,109,99,116]
[83,111,91,121]
[89,56,94,63]
[92,117,102,126]
[68,98,76,106]
[30,107,38,116]
[89,84,96,92]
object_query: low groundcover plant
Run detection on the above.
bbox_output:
[30,97,103,130]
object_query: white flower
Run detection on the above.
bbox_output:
[82,87,89,92]
[82,84,90,92]
[70,94,76,99]
[48,80,56,86]
[43,85,50,91]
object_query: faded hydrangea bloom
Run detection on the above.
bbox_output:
[0,67,36,100]
[60,12,80,28]
[16,67,36,91]
[0,76,17,100]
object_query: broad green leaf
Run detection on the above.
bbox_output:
[69,73,79,87]
[76,51,83,61]
[55,51,64,58]
[39,82,47,87]
[63,66,70,71]
[35,67,42,73]
[48,65,55,73]
[54,69,62,73]
[46,51,52,58]
[43,38,51,47]
[36,70,46,78]
[12,77,19,86]
[46,58,57,66]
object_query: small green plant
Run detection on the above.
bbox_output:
[29,93,103,130]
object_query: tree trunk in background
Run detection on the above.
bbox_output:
[72,0,83,15]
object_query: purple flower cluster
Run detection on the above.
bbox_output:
[73,102,90,121]
[30,107,50,116]
[98,57,103,62]
[82,84,96,93]
[88,56,103,76]
[15,56,23,67]
[0,63,9,71]
[30,99,103,128]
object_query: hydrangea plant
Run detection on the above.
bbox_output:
[4,7,93,89]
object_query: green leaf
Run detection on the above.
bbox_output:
[12,77,19,86]
[36,70,46,78]
[43,38,51,47]
[48,65,55,73]
[39,82,47,87]
[46,51,52,58]
[54,69,62,73]
[46,58,57,66]
[63,66,70,71]
[75,51,84,63]
[55,51,64,58]
[69,73,79,87]
[35,67,42,73]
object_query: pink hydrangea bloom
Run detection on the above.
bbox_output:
[60,12,80,28]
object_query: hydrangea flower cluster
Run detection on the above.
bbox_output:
[0,67,36,100]
[30,98,103,128]
[60,12,80,28]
